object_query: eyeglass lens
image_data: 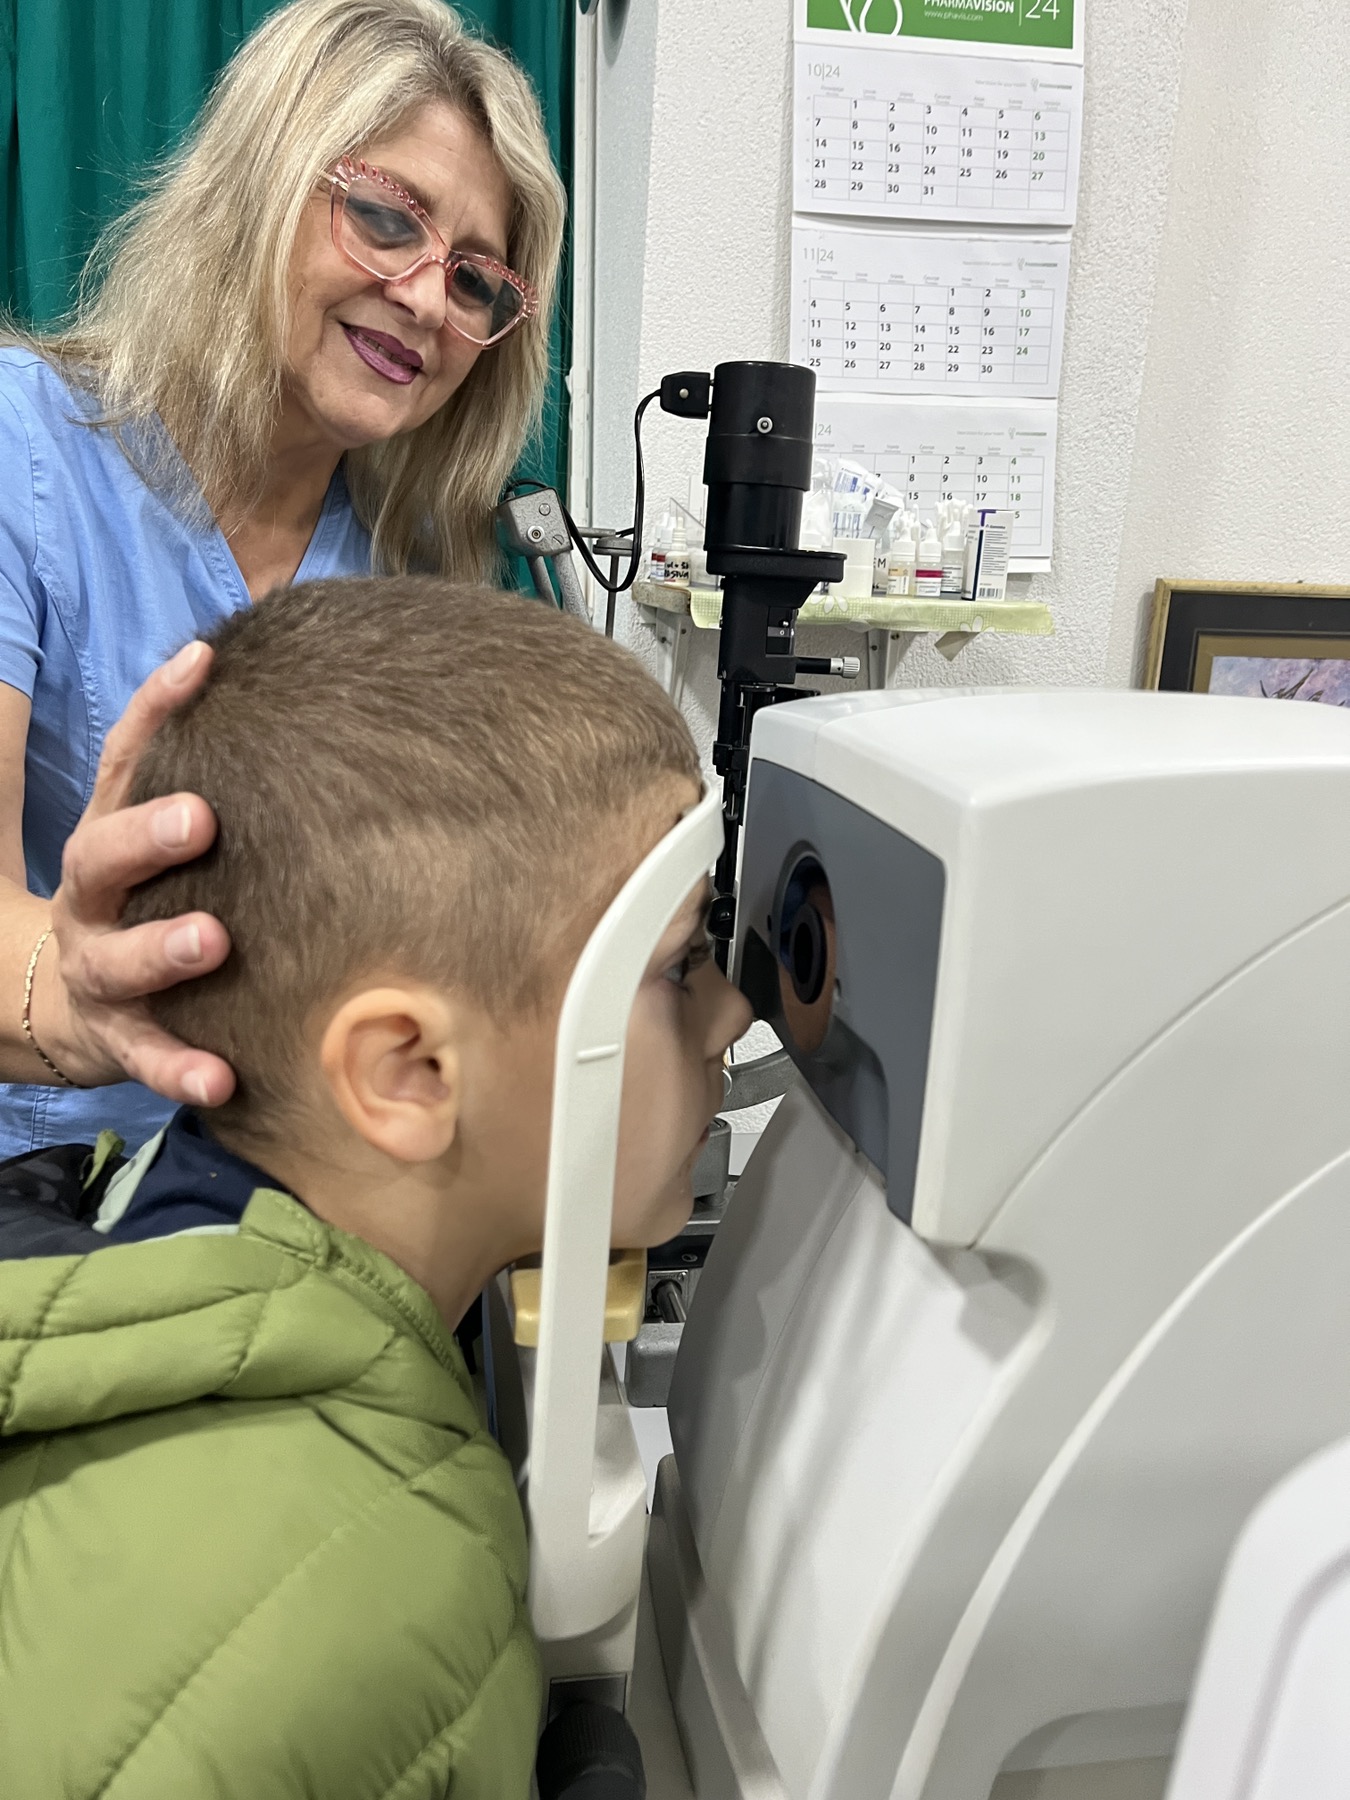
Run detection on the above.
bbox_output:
[339,176,526,344]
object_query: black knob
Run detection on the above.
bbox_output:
[708,894,737,943]
[536,1701,647,1800]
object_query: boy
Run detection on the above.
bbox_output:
[0,577,751,1799]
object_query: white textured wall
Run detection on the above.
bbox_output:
[1105,0,1350,681]
[586,0,1350,733]
[590,0,659,530]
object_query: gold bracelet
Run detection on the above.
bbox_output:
[23,927,75,1087]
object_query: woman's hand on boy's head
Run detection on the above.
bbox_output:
[44,643,236,1103]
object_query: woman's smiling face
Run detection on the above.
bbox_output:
[282,101,514,454]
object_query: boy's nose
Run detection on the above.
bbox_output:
[711,972,754,1056]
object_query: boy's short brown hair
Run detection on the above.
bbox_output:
[125,577,701,1131]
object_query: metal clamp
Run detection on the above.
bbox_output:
[496,490,591,625]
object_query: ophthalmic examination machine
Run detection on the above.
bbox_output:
[489,364,1350,1800]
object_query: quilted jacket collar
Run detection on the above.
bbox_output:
[0,1188,474,1440]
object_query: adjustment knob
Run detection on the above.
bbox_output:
[708,894,737,943]
[535,1701,647,1800]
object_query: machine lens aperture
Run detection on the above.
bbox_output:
[790,905,827,1005]
[777,857,836,1055]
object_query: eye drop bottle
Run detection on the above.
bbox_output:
[874,521,893,596]
[665,518,690,586]
[647,510,673,582]
[941,517,966,595]
[886,525,917,597]
[915,522,943,599]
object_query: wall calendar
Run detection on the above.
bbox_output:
[794,44,1083,230]
[791,0,1082,576]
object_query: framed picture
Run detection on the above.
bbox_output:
[1145,582,1350,707]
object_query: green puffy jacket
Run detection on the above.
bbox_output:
[0,1185,541,1799]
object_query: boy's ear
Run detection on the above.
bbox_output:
[319,986,462,1163]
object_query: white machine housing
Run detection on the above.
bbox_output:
[1166,1433,1350,1800]
[648,689,1350,1800]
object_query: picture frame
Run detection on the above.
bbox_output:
[1145,582,1350,706]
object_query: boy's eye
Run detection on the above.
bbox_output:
[663,934,713,990]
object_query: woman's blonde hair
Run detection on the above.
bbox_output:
[14,0,565,579]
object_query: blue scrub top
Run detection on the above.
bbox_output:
[0,347,373,1158]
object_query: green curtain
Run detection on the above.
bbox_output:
[0,0,572,494]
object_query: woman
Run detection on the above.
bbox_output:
[0,0,565,1155]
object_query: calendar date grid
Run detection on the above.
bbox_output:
[803,275,1055,390]
[866,449,1047,556]
[808,94,1071,216]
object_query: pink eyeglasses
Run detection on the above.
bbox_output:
[325,157,538,348]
